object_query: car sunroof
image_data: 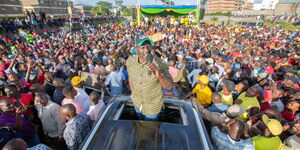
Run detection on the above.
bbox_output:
[114,102,189,125]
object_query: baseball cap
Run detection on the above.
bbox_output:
[262,114,283,136]
[226,105,245,118]
[196,75,209,85]
[71,76,84,86]
[134,35,153,46]
[93,49,100,53]
[205,58,214,64]
[264,66,274,74]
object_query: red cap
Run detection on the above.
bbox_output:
[264,66,274,74]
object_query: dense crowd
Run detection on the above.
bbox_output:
[231,14,300,24]
[0,15,117,34]
[0,15,299,150]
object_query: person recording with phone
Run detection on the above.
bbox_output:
[126,35,173,121]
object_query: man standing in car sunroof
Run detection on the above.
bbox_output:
[126,35,173,121]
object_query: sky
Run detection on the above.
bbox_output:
[72,0,198,6]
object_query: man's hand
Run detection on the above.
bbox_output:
[58,138,64,142]
[148,63,162,79]
[16,106,27,115]
[234,99,243,104]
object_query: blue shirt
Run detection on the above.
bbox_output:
[187,69,202,88]
[64,113,93,150]
[211,126,255,150]
[208,103,230,113]
[105,71,125,96]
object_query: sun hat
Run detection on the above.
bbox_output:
[71,76,84,86]
[262,114,283,136]
[196,75,209,85]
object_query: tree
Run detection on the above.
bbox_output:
[161,0,175,5]
[121,6,132,16]
[91,1,112,16]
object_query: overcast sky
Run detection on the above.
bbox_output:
[72,0,198,6]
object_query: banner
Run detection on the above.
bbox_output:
[149,32,163,42]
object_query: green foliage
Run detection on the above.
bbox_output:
[211,17,218,21]
[200,0,208,5]
[206,11,232,16]
[96,1,112,9]
[161,0,175,5]
[0,16,26,19]
[91,1,112,16]
[121,7,132,16]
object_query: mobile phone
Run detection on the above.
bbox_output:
[14,101,23,108]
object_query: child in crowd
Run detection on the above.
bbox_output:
[87,91,105,123]
[62,86,83,114]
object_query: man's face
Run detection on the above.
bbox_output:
[283,79,294,88]
[60,108,68,121]
[4,88,17,98]
[0,100,14,113]
[246,86,258,97]
[136,44,150,61]
[35,95,48,107]
[59,57,66,64]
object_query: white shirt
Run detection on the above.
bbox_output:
[87,100,105,122]
[35,100,66,138]
[75,88,91,113]
[187,69,202,88]
[270,99,285,112]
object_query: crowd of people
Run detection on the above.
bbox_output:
[231,14,300,24]
[0,15,117,35]
[0,15,299,150]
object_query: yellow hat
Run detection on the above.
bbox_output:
[71,76,84,86]
[262,114,283,136]
[196,75,209,85]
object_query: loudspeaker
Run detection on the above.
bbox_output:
[63,22,82,32]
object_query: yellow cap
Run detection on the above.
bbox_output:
[196,75,209,85]
[71,76,84,86]
[262,114,283,136]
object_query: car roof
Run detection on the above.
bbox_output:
[81,97,211,150]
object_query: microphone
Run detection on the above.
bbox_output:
[146,54,153,75]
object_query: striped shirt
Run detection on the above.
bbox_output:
[126,56,172,115]
[211,126,255,150]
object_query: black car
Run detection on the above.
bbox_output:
[81,96,213,150]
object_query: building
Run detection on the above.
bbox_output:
[244,1,254,10]
[206,0,245,13]
[21,0,71,16]
[73,5,93,16]
[253,0,279,10]
[0,0,23,17]
[274,0,300,15]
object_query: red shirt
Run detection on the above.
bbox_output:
[281,109,295,122]
[25,73,45,89]
[260,102,271,112]
[0,93,34,115]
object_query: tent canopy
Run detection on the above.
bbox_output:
[140,5,197,16]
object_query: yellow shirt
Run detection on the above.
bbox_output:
[219,90,233,105]
[192,84,212,105]
[252,136,283,150]
[236,92,260,122]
